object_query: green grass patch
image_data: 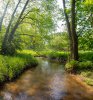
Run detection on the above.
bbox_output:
[80,71,93,86]
[65,60,93,72]
[17,50,38,56]
[79,51,93,61]
[48,51,68,62]
[0,51,38,83]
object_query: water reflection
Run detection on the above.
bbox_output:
[0,57,93,100]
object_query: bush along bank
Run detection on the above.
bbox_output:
[0,53,38,84]
[65,60,93,73]
[47,51,93,63]
[48,51,68,63]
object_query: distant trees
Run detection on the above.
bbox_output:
[49,32,69,51]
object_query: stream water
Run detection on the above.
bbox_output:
[0,57,93,100]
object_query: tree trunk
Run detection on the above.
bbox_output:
[63,0,73,59]
[62,0,78,61]
[8,0,30,43]
[1,0,21,55]
[1,0,30,55]
[71,0,78,60]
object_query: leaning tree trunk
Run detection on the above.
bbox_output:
[1,0,21,55]
[1,0,30,55]
[8,0,30,43]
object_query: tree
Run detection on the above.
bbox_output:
[1,0,30,55]
[0,0,10,31]
[62,0,78,60]
[1,0,22,55]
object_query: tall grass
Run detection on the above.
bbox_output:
[17,50,38,56]
[79,51,93,61]
[48,51,68,62]
[0,51,38,83]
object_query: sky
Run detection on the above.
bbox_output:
[57,0,63,8]
[57,0,65,32]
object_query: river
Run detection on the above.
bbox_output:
[0,57,93,100]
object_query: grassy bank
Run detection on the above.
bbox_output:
[48,51,93,62]
[0,50,38,83]
[45,50,93,86]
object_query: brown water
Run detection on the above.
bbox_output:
[0,57,93,100]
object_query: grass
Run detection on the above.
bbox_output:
[0,50,38,83]
[80,71,93,86]
[47,50,93,62]
[79,51,93,61]
[17,50,38,56]
[48,51,68,62]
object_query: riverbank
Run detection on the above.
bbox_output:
[11,50,93,86]
[0,50,38,84]
[1,57,93,100]
[43,50,93,86]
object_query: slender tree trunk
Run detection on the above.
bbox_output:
[71,0,78,60]
[8,0,30,43]
[0,0,9,31]
[5,0,21,35]
[63,0,73,59]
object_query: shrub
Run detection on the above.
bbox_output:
[80,71,92,77]
[49,51,68,62]
[79,51,93,61]
[79,61,93,70]
[17,50,38,57]
[65,60,79,72]
[84,78,93,86]
[65,60,93,73]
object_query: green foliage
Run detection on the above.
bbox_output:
[80,71,92,77]
[17,50,38,56]
[0,50,38,82]
[79,32,93,50]
[65,60,93,72]
[79,51,93,61]
[65,60,78,72]
[79,61,93,70]
[80,70,93,86]
[49,51,68,62]
[84,78,93,86]
[37,50,52,57]
[49,32,69,51]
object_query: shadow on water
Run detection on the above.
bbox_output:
[0,57,93,100]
